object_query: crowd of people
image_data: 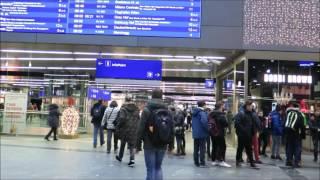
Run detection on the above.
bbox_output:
[44,88,320,180]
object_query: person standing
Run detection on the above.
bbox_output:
[270,105,284,160]
[284,103,306,168]
[192,100,209,167]
[186,112,192,131]
[235,100,258,168]
[259,112,271,157]
[174,107,186,156]
[90,100,106,148]
[45,104,61,141]
[252,105,262,164]
[209,102,231,167]
[115,96,140,167]
[226,110,233,134]
[309,112,320,162]
[137,89,174,180]
[102,101,120,153]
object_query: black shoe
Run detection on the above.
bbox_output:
[313,158,318,162]
[239,159,244,163]
[250,163,259,169]
[181,152,186,156]
[236,161,242,167]
[293,163,301,168]
[276,156,283,161]
[199,164,209,168]
[93,144,97,148]
[262,154,268,158]
[53,138,58,141]
[101,141,105,146]
[106,151,111,154]
[271,155,276,159]
[128,160,135,167]
[194,163,200,167]
[255,160,263,164]
[115,155,122,162]
[44,137,50,141]
[286,161,293,166]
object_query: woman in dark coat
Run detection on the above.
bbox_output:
[45,104,61,141]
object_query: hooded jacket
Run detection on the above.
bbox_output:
[137,98,173,150]
[90,102,106,126]
[234,109,255,138]
[270,110,284,136]
[47,104,61,128]
[285,107,306,139]
[102,107,120,130]
[209,110,228,137]
[116,102,140,145]
[192,107,209,139]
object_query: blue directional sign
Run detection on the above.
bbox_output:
[96,59,162,81]
[87,87,111,100]
[224,80,233,91]
[205,79,215,89]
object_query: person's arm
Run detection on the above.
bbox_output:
[200,111,208,131]
[101,108,108,125]
[116,108,126,130]
[220,115,228,128]
[137,108,150,142]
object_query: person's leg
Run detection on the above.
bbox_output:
[182,135,186,155]
[276,136,282,158]
[286,135,294,165]
[129,143,135,161]
[118,140,126,160]
[107,129,113,153]
[252,135,259,161]
[262,132,269,155]
[155,149,166,180]
[221,136,227,161]
[211,136,217,162]
[193,139,200,166]
[144,149,156,180]
[99,126,104,146]
[176,136,181,154]
[93,125,98,147]
[45,127,54,139]
[199,138,206,165]
[53,127,57,140]
[294,138,302,166]
[312,135,318,161]
[236,136,245,163]
[244,136,254,164]
[271,135,276,157]
[113,130,119,151]
[206,136,211,158]
[216,136,223,161]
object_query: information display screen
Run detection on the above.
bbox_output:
[0,0,201,38]
[96,58,162,80]
[87,87,111,100]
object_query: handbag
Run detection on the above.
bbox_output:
[103,108,114,130]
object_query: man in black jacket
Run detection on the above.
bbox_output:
[209,101,231,168]
[235,100,258,168]
[284,103,306,168]
[137,89,174,180]
[91,100,106,148]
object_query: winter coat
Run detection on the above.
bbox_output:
[90,102,106,126]
[102,107,120,130]
[270,110,284,136]
[309,115,320,138]
[138,98,172,150]
[234,110,255,138]
[174,110,185,136]
[209,110,228,137]
[285,107,306,139]
[47,104,61,128]
[192,107,209,139]
[116,103,140,145]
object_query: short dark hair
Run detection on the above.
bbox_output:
[197,100,206,107]
[293,103,300,108]
[244,100,253,107]
[215,101,224,110]
[275,104,281,111]
[125,96,132,102]
[98,100,103,104]
[110,101,118,108]
[152,89,163,99]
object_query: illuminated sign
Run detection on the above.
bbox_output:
[264,74,312,84]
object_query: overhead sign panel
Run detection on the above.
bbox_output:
[96,59,162,81]
[87,87,111,100]
[205,79,215,89]
[0,0,201,38]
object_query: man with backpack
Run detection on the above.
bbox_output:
[172,106,186,156]
[115,96,140,167]
[90,100,106,148]
[209,102,231,167]
[192,100,209,167]
[284,103,306,168]
[138,89,174,180]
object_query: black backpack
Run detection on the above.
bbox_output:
[208,114,221,137]
[93,105,102,119]
[147,108,174,146]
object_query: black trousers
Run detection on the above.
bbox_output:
[236,135,254,163]
[211,136,226,161]
[259,131,270,155]
[118,140,135,161]
[194,138,206,165]
[206,136,211,157]
[46,127,57,139]
[312,134,320,160]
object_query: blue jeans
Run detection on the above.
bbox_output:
[144,149,166,180]
[193,138,206,165]
[272,135,282,157]
[93,124,104,146]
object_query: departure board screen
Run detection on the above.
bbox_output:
[0,0,201,38]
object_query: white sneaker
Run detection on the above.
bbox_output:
[218,161,232,168]
[211,161,219,166]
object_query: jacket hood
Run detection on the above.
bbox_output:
[146,98,167,111]
[123,103,139,112]
[210,110,225,117]
[48,104,59,111]
[286,107,300,113]
[192,107,204,116]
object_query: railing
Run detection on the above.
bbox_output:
[0,110,90,133]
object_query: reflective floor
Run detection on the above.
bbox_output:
[1,133,319,180]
